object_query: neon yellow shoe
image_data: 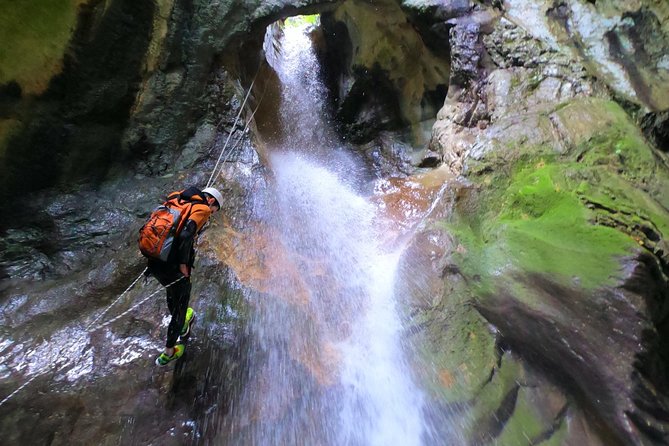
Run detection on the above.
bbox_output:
[180,307,196,339]
[155,344,185,367]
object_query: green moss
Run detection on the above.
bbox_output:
[536,421,568,446]
[418,300,498,403]
[577,170,669,240]
[471,354,522,409]
[448,161,642,303]
[284,14,320,28]
[493,164,637,289]
[527,72,544,91]
[575,129,655,183]
[465,354,523,442]
[554,99,656,174]
[460,352,570,445]
[426,96,668,443]
[452,171,630,291]
[0,0,82,94]
[496,387,550,445]
[447,97,669,295]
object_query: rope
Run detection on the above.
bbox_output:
[206,72,260,188]
[0,276,185,408]
[90,276,185,332]
[86,267,147,329]
[0,371,48,408]
[0,344,79,408]
[85,72,263,332]
[209,94,265,182]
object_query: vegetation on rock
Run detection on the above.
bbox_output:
[0,0,84,94]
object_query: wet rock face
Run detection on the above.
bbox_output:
[476,271,662,443]
[449,22,483,89]
[503,0,669,111]
[0,0,157,204]
[0,0,284,279]
[0,142,261,443]
[319,0,451,146]
[420,1,669,443]
[392,176,617,445]
[0,258,250,445]
[0,1,271,440]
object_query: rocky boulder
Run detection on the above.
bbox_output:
[417,3,669,443]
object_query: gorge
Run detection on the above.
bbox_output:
[1,0,668,445]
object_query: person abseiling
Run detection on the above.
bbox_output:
[138,186,223,366]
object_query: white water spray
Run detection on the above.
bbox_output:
[229,18,427,445]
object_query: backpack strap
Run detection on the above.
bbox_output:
[175,202,196,235]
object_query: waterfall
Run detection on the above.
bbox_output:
[219,18,426,445]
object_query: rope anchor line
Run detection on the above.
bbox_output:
[206,73,259,188]
[86,267,148,330]
[89,276,185,332]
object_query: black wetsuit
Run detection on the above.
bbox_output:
[147,188,205,349]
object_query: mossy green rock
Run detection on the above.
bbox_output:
[397,222,499,406]
[466,353,574,446]
[0,0,84,186]
[455,162,639,292]
[444,97,669,443]
[0,0,158,207]
[0,0,83,95]
[460,98,668,285]
[415,288,497,403]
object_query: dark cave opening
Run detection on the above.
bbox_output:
[228,0,451,153]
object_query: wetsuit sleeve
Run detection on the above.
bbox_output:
[189,205,212,231]
[176,219,198,266]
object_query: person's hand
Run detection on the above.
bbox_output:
[179,264,190,277]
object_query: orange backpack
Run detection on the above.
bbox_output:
[138,191,205,261]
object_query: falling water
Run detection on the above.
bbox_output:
[219,18,426,445]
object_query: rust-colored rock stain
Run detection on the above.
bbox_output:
[203,218,310,307]
[373,165,454,245]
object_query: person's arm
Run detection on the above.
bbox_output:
[176,219,197,276]
[176,204,212,276]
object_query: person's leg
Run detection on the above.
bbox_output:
[165,278,192,350]
[149,260,189,362]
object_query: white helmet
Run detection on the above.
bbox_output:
[202,187,223,209]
